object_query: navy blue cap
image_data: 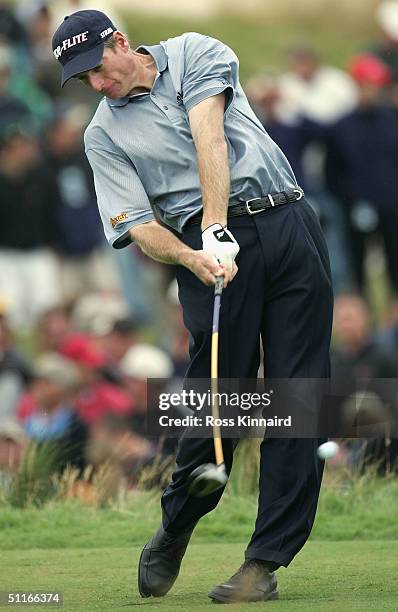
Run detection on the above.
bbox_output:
[52,10,116,87]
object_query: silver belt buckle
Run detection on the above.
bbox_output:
[293,188,304,201]
[245,197,267,215]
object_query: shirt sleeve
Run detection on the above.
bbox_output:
[84,126,154,249]
[181,33,239,115]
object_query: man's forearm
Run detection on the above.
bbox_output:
[188,94,230,230]
[196,135,230,229]
[130,220,227,287]
[130,221,192,265]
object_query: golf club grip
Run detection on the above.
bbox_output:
[212,276,223,335]
[215,275,224,296]
[211,275,224,466]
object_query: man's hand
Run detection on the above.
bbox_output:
[202,223,240,270]
[130,220,237,288]
[180,248,238,288]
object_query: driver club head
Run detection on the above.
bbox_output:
[187,463,228,497]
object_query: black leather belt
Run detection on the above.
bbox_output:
[184,187,304,228]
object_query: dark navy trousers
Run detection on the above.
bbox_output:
[161,199,333,568]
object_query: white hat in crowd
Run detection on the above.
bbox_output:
[120,344,173,379]
[34,353,81,390]
[377,1,398,41]
[0,420,25,443]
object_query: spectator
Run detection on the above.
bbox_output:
[278,45,358,125]
[59,333,133,425]
[0,41,29,122]
[331,294,398,472]
[277,45,358,292]
[0,312,32,420]
[120,344,178,457]
[0,5,30,73]
[19,2,98,105]
[0,116,61,329]
[37,306,74,353]
[44,103,115,302]
[0,6,51,127]
[373,1,398,82]
[326,54,398,294]
[372,2,398,123]
[94,317,138,383]
[17,352,87,470]
[70,292,129,336]
[86,413,155,486]
[16,3,51,73]
[245,73,308,187]
[332,294,397,379]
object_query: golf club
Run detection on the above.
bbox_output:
[188,275,228,496]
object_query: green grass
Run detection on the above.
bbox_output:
[1,468,398,550]
[1,542,397,611]
[1,468,398,609]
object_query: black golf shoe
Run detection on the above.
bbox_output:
[138,525,193,597]
[208,559,278,604]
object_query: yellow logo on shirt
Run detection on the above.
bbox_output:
[110,212,128,228]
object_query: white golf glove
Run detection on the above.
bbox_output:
[202,223,240,271]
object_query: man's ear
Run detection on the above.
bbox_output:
[114,31,130,52]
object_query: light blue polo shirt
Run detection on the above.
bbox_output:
[84,32,297,249]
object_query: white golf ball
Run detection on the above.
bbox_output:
[317,441,339,460]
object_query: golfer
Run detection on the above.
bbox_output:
[53,10,333,603]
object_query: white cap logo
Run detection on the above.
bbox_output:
[53,31,89,59]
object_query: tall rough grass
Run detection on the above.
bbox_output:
[5,442,61,508]
[1,437,396,512]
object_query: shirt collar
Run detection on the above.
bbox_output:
[107,44,168,108]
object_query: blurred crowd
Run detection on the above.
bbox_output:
[246,1,398,298]
[1,1,398,487]
[0,292,191,489]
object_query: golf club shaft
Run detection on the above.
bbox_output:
[211,276,224,466]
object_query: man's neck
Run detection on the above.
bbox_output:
[128,52,157,96]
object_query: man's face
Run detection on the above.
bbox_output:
[358,83,382,107]
[76,38,135,99]
[0,134,38,175]
[334,296,369,347]
[31,379,67,411]
[290,53,318,81]
[102,331,135,363]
